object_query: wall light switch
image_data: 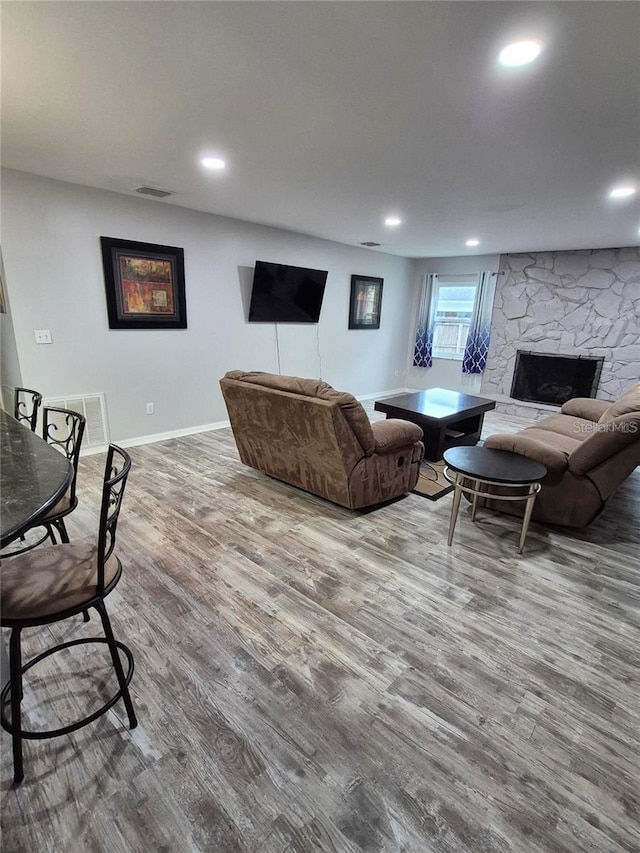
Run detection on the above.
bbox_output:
[34,329,52,344]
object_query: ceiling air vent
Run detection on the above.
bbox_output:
[135,186,173,198]
[360,241,382,247]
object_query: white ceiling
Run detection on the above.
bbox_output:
[2,1,639,258]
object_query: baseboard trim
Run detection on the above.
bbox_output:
[80,387,411,456]
[80,420,231,456]
[358,387,409,402]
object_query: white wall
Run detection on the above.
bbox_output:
[0,248,24,408]
[1,169,414,442]
[406,253,501,395]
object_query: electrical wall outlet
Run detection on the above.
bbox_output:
[34,329,52,344]
[146,402,154,415]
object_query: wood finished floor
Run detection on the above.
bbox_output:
[1,408,639,853]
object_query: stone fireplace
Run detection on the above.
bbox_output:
[510,351,604,406]
[481,247,640,417]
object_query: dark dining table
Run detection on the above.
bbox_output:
[0,408,73,549]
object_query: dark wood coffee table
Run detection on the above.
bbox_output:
[443,446,547,554]
[374,388,496,461]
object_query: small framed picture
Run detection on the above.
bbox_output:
[100,236,187,329]
[349,275,383,329]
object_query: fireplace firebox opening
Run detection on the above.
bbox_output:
[510,351,604,406]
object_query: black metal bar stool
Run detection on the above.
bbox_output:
[3,407,86,558]
[14,387,43,432]
[0,445,137,784]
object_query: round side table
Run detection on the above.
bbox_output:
[443,446,547,554]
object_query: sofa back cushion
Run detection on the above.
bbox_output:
[223,371,376,455]
[598,381,640,424]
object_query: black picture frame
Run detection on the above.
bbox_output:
[349,275,383,329]
[100,236,187,329]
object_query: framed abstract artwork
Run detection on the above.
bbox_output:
[100,236,187,329]
[349,275,383,329]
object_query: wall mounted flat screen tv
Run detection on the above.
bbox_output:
[248,260,328,323]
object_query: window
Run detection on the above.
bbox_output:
[413,270,492,372]
[431,277,478,359]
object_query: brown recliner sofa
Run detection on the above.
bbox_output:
[481,381,640,528]
[220,371,424,509]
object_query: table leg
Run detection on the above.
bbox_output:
[518,485,537,554]
[422,424,444,462]
[447,475,463,546]
[476,412,486,441]
[471,478,482,522]
[0,631,8,694]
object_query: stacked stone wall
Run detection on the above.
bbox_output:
[482,247,640,409]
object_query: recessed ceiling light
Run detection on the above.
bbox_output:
[201,157,226,170]
[385,216,402,226]
[466,238,480,247]
[498,41,542,67]
[608,185,636,199]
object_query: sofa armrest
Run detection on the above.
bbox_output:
[561,397,610,422]
[483,433,569,480]
[371,419,423,453]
